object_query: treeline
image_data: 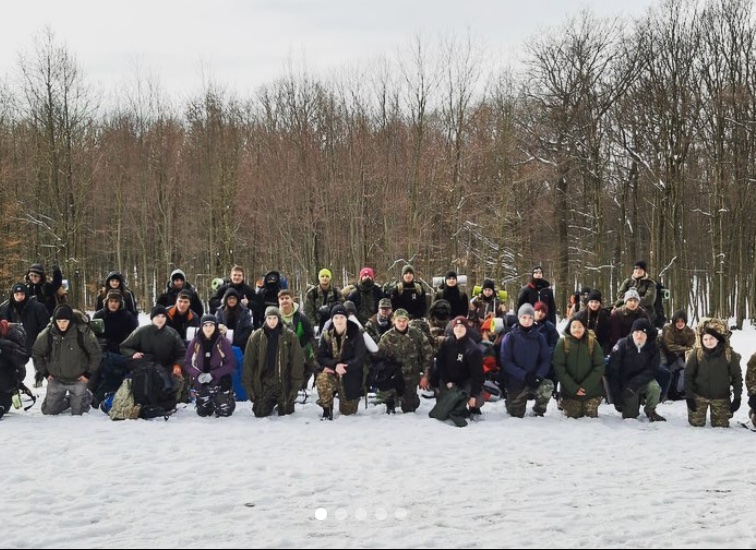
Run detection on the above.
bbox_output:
[0,0,754,325]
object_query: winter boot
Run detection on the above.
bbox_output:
[385,398,396,415]
[468,406,482,417]
[321,406,333,421]
[0,405,5,419]
[647,409,667,422]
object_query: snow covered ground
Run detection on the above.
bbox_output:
[3,322,755,549]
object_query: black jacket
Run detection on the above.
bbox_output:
[435,334,484,397]
[93,307,139,354]
[608,335,660,405]
[517,279,557,325]
[0,323,30,392]
[156,281,204,317]
[95,272,139,316]
[0,291,50,353]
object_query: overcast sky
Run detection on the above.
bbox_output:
[2,0,659,101]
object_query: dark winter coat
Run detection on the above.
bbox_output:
[435,334,484,397]
[609,306,652,349]
[0,323,30,393]
[165,306,201,341]
[258,271,284,308]
[32,323,103,383]
[535,320,559,351]
[470,294,504,322]
[660,322,696,365]
[184,330,236,391]
[607,335,660,405]
[156,275,204,317]
[95,272,138,316]
[25,265,63,316]
[215,301,254,349]
[209,280,259,318]
[553,333,605,400]
[433,286,469,319]
[499,325,551,393]
[614,275,657,323]
[92,307,139,354]
[0,290,50,353]
[120,324,186,369]
[684,344,742,400]
[390,281,427,320]
[317,321,367,401]
[243,324,304,405]
[303,284,343,331]
[517,279,557,324]
[348,280,385,325]
[574,306,612,356]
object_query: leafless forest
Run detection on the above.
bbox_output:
[1,0,754,325]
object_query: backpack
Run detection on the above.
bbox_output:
[561,330,597,357]
[46,308,101,355]
[692,318,733,362]
[108,379,141,420]
[654,281,668,329]
[130,361,178,419]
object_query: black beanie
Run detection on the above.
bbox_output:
[151,305,169,319]
[11,283,27,296]
[634,260,647,272]
[53,304,74,321]
[587,289,602,303]
[704,327,725,344]
[482,279,495,291]
[445,271,457,280]
[631,318,652,334]
[200,314,218,327]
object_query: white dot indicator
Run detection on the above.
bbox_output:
[355,508,367,521]
[375,508,388,520]
[315,508,327,521]
[335,508,348,520]
[395,508,408,520]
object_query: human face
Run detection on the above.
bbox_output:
[202,322,216,338]
[394,317,409,331]
[278,294,293,312]
[152,314,167,329]
[13,291,25,302]
[231,270,244,284]
[319,274,331,286]
[675,319,686,330]
[588,300,601,311]
[266,315,279,329]
[534,309,546,322]
[446,277,457,287]
[632,330,648,347]
[625,298,639,311]
[55,319,70,331]
[28,273,41,283]
[519,314,534,328]
[332,314,347,333]
[403,272,414,284]
[107,298,121,312]
[225,296,238,309]
[702,334,718,349]
[108,279,120,289]
[379,305,392,319]
[172,278,185,289]
[176,297,191,313]
[633,266,645,277]
[482,288,494,298]
[453,323,467,340]
[532,269,543,279]
[570,321,586,339]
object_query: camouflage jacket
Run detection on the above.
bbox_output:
[365,314,393,344]
[660,323,695,361]
[614,276,657,321]
[746,353,756,396]
[303,284,342,330]
[377,326,434,378]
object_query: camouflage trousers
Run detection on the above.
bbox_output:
[196,385,236,418]
[384,375,420,413]
[505,379,554,418]
[315,372,359,415]
[252,382,294,418]
[561,397,602,419]
[688,396,731,428]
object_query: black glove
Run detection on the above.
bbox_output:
[35,371,45,385]
[686,397,697,412]
[749,395,756,410]
[524,372,542,388]
[730,398,741,413]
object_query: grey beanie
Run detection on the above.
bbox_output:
[518,303,535,318]
[624,288,641,303]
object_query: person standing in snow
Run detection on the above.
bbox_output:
[156,268,204,317]
[516,266,557,325]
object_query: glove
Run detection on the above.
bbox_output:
[686,397,697,412]
[34,371,45,385]
[524,372,542,389]
[197,372,213,385]
[749,395,756,410]
[730,398,741,413]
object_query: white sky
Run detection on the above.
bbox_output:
[1,0,659,101]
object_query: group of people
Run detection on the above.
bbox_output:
[0,261,753,430]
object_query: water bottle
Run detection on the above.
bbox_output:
[11,390,22,410]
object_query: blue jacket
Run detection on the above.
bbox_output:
[499,325,550,390]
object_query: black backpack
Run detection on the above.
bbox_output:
[130,361,178,419]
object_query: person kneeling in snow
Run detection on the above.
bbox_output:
[684,325,741,428]
[430,316,484,427]
[553,318,605,419]
[607,319,665,422]
[184,315,236,417]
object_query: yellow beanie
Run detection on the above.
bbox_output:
[318,268,333,279]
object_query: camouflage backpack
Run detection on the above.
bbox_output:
[692,318,732,362]
[108,379,141,420]
[561,329,597,357]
